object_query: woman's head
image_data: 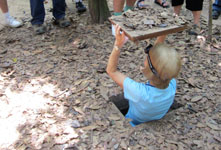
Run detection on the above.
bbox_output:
[141,43,181,84]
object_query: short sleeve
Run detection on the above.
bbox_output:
[123,77,148,103]
[170,78,177,90]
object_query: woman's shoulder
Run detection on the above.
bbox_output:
[170,78,177,86]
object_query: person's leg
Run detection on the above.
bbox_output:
[192,11,201,25]
[0,0,22,27]
[30,0,45,25]
[113,0,125,16]
[30,0,46,34]
[52,0,70,27]
[212,0,221,19]
[186,0,203,35]
[213,0,221,11]
[186,0,203,25]
[173,5,182,15]
[112,0,133,36]
[52,0,65,20]
[126,0,136,6]
[171,0,184,15]
[113,0,137,15]
[0,0,8,13]
[124,0,136,11]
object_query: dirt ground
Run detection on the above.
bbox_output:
[0,0,220,150]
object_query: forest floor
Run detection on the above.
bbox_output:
[0,0,220,150]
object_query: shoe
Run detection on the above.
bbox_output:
[5,16,22,28]
[33,24,46,35]
[54,17,71,28]
[212,10,220,20]
[136,0,148,10]
[76,1,87,13]
[188,24,200,35]
[154,0,169,8]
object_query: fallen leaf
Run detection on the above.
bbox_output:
[191,96,203,102]
[82,124,98,131]
[12,58,17,63]
[108,115,121,121]
[206,123,221,130]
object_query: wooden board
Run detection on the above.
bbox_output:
[109,7,188,42]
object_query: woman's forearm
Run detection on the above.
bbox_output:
[106,44,121,74]
[106,25,127,88]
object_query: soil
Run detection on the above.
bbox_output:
[0,0,220,150]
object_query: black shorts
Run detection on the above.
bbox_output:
[172,0,204,11]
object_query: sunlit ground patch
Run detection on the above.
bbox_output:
[0,76,77,149]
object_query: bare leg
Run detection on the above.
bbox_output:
[0,0,22,27]
[192,11,201,25]
[0,0,9,13]
[173,5,182,15]
[188,11,201,35]
[126,0,136,7]
[113,0,125,13]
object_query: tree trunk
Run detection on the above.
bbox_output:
[88,0,111,24]
[208,0,213,42]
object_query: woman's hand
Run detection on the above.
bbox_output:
[154,35,167,45]
[114,24,128,49]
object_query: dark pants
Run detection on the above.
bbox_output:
[30,0,66,25]
[213,0,221,12]
[172,0,204,11]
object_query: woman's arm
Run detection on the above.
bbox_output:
[106,25,128,88]
[154,35,167,45]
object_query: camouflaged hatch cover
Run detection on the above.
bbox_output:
[109,7,189,42]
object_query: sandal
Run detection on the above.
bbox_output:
[212,10,220,20]
[188,24,200,36]
[136,0,148,9]
[154,0,169,8]
[33,24,46,35]
[54,17,71,28]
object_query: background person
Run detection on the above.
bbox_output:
[171,0,204,35]
[30,0,70,34]
[113,0,136,16]
[0,0,22,28]
[212,0,221,20]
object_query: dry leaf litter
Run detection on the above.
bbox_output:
[0,0,220,150]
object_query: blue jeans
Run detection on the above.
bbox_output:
[30,0,66,25]
[213,0,221,12]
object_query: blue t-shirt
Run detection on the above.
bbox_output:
[123,77,176,127]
